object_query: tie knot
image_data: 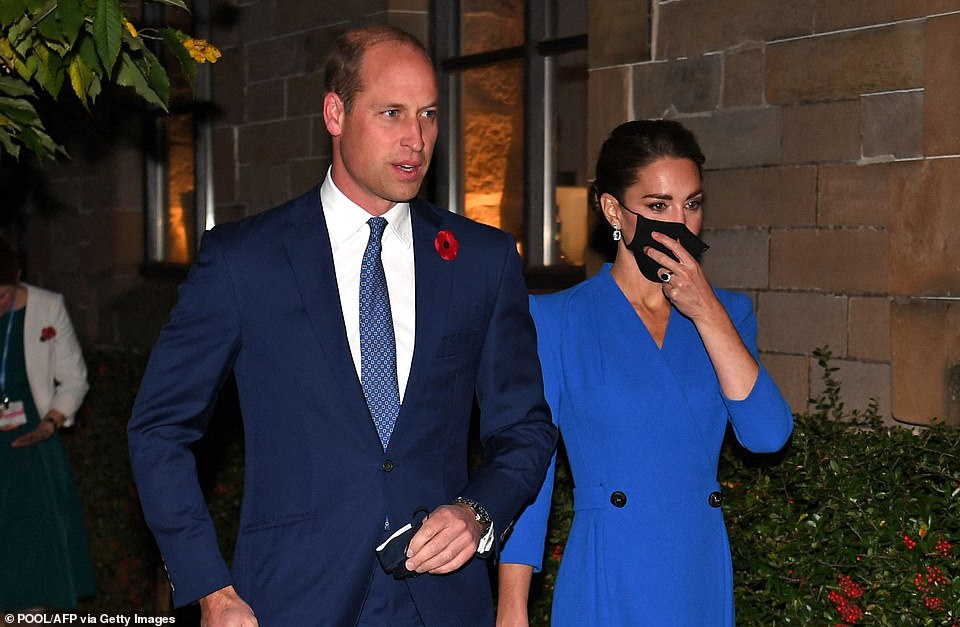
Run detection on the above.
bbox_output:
[368,217,388,242]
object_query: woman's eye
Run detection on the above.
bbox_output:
[648,202,667,211]
[686,199,703,210]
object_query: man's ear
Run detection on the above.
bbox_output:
[323,92,344,137]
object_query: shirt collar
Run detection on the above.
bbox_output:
[320,167,413,248]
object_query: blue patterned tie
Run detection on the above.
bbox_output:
[360,217,401,450]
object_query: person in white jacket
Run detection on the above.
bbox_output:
[0,237,95,612]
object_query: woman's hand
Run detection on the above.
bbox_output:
[645,231,720,322]
[10,409,64,447]
[10,417,57,447]
[645,231,759,400]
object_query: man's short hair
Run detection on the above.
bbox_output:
[324,25,431,113]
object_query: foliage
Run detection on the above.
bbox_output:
[64,349,241,613]
[64,349,161,611]
[530,348,960,625]
[722,349,960,625]
[0,0,220,161]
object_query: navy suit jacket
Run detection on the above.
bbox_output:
[127,187,557,626]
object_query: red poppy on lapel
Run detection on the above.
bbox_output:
[434,230,459,261]
[40,326,56,342]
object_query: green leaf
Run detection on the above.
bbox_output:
[0,76,35,97]
[77,33,103,75]
[115,51,166,109]
[33,44,65,97]
[0,95,41,124]
[34,1,62,42]
[0,127,22,161]
[55,0,85,46]
[0,0,29,29]
[93,0,121,73]
[161,27,195,89]
[141,46,170,106]
[67,53,94,109]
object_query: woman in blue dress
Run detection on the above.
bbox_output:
[497,120,793,626]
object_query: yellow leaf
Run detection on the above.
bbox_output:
[123,18,138,39]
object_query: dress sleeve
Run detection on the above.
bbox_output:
[722,292,794,453]
[499,294,560,571]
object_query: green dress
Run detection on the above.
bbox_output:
[0,307,95,610]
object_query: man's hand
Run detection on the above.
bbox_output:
[200,585,258,627]
[403,503,482,575]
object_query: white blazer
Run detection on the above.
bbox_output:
[21,284,89,427]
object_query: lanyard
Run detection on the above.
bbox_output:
[0,294,16,408]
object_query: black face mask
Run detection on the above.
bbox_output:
[619,202,709,283]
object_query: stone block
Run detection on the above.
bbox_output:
[760,352,809,414]
[818,162,894,228]
[891,298,960,425]
[889,158,960,296]
[214,127,237,206]
[238,163,293,214]
[681,107,781,170]
[700,228,769,290]
[849,296,891,361]
[770,228,889,293]
[757,291,848,356]
[386,12,430,47]
[247,33,308,83]
[589,0,649,67]
[287,71,326,119]
[723,45,765,108]
[632,56,722,118]
[704,166,816,228]
[587,67,632,171]
[924,13,960,156]
[658,0,815,59]
[237,0,277,43]
[893,0,960,19]
[861,90,923,160]
[212,47,246,127]
[813,0,894,32]
[245,78,286,122]
[782,100,860,164]
[276,0,341,34]
[809,358,892,423]
[238,119,313,166]
[766,22,924,104]
[289,159,329,197]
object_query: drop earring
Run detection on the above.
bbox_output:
[612,224,621,242]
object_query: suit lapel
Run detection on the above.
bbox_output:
[399,201,454,412]
[282,190,367,415]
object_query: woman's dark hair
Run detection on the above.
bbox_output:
[590,119,706,212]
[0,238,19,285]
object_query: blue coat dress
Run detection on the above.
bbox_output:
[501,265,793,626]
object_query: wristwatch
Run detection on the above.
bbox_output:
[452,496,492,536]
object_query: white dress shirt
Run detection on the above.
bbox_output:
[320,169,416,402]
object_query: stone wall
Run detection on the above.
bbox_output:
[588,1,960,424]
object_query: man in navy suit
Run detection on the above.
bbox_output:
[127,24,556,627]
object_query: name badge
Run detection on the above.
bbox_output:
[0,400,27,430]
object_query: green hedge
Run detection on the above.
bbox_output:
[65,349,959,625]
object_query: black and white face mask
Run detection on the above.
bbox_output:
[618,201,709,283]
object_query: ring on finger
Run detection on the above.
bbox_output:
[658,269,672,283]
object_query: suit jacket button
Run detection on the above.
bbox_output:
[610,491,627,508]
[708,491,723,508]
[382,459,395,472]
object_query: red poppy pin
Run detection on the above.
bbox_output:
[434,230,459,261]
[40,326,56,342]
